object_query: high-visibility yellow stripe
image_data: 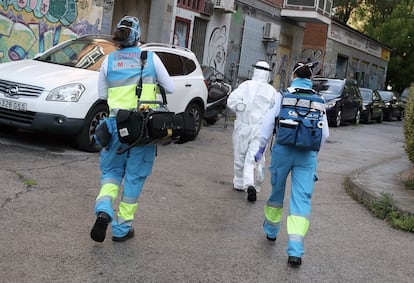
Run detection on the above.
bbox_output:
[287,215,309,237]
[108,85,137,110]
[118,201,138,221]
[264,205,283,224]
[96,183,118,200]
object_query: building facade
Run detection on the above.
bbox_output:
[0,0,390,90]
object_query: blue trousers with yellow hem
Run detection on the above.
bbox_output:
[263,144,317,258]
[94,118,156,238]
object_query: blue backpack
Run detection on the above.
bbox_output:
[275,88,325,151]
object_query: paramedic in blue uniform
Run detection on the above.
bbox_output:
[90,16,174,243]
[254,62,329,266]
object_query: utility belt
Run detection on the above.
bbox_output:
[94,89,197,154]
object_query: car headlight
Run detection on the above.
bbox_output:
[362,105,367,110]
[47,83,85,102]
[325,100,337,109]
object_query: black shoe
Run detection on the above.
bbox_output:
[90,212,110,242]
[247,186,256,202]
[288,256,302,267]
[112,227,134,242]
[266,235,277,242]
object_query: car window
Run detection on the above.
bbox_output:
[344,84,357,98]
[377,91,393,101]
[35,39,118,71]
[360,89,372,101]
[312,79,343,97]
[156,52,196,76]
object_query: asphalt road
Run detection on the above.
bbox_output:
[0,119,413,282]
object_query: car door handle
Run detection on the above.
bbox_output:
[185,83,192,87]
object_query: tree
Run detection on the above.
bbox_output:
[333,0,362,24]
[333,0,414,91]
[367,1,414,91]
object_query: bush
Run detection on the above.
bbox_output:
[404,84,414,163]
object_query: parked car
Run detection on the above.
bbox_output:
[312,78,363,127]
[358,87,385,123]
[375,90,404,121]
[0,35,208,152]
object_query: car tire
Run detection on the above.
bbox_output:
[376,111,383,123]
[185,102,203,140]
[385,111,393,121]
[75,103,109,152]
[365,112,372,124]
[205,118,218,125]
[333,110,342,127]
[352,109,361,125]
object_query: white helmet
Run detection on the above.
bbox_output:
[116,16,141,47]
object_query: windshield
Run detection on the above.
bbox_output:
[312,79,343,99]
[359,89,373,102]
[377,90,394,102]
[34,38,119,71]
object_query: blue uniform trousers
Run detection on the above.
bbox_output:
[263,144,317,258]
[94,117,156,238]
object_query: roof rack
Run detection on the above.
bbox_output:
[140,42,193,53]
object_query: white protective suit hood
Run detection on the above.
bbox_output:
[252,61,271,83]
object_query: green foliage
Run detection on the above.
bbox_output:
[333,0,363,23]
[368,192,395,219]
[404,85,414,163]
[369,193,414,232]
[388,211,414,232]
[333,0,414,91]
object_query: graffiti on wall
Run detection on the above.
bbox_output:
[207,25,227,71]
[0,1,101,62]
[297,48,324,76]
[0,0,78,25]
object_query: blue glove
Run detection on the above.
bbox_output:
[254,147,266,162]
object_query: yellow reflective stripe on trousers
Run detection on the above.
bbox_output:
[287,215,309,237]
[118,201,138,221]
[264,204,283,224]
[96,183,119,201]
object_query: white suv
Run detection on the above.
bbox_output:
[0,35,207,152]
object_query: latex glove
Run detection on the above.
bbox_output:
[254,146,266,162]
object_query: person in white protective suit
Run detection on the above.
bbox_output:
[227,61,278,202]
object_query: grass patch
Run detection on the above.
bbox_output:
[15,171,37,187]
[344,178,414,232]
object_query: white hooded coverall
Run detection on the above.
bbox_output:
[227,62,277,192]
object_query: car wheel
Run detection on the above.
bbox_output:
[352,109,361,125]
[333,110,342,127]
[385,111,393,121]
[376,111,383,123]
[75,103,109,152]
[365,112,372,124]
[205,118,217,125]
[185,102,203,140]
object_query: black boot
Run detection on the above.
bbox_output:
[90,212,110,242]
[288,256,302,267]
[247,186,256,202]
[112,227,135,242]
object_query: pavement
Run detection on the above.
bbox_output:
[347,154,414,215]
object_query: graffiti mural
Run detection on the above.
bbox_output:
[0,1,101,62]
[298,48,324,76]
[0,0,78,25]
[207,25,227,71]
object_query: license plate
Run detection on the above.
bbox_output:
[0,98,27,111]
